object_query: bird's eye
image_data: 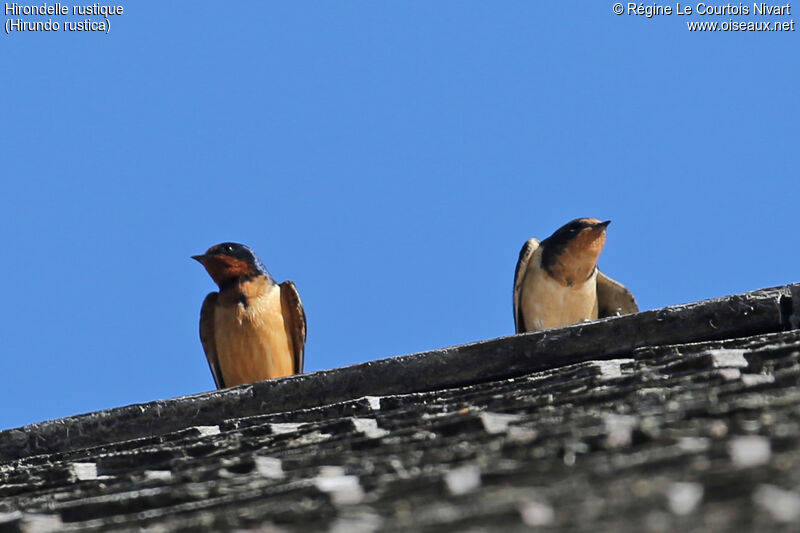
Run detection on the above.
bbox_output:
[224,244,234,253]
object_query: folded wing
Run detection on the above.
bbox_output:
[280,280,306,374]
[199,292,226,389]
[596,271,639,318]
[513,238,540,334]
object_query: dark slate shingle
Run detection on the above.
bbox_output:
[0,283,798,532]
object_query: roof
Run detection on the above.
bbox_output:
[1,283,799,532]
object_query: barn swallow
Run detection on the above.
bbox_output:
[513,218,638,333]
[192,242,305,388]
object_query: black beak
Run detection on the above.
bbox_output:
[597,220,611,228]
[191,254,207,263]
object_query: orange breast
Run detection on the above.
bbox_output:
[213,280,295,386]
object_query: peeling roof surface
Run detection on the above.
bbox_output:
[1,284,799,532]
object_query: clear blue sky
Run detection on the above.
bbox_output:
[1,2,797,430]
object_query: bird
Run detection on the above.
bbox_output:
[192,242,305,389]
[513,218,638,333]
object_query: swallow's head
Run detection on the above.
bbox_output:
[541,218,611,286]
[192,242,270,288]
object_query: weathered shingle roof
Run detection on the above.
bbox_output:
[1,284,799,532]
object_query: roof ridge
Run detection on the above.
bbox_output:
[1,283,796,462]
